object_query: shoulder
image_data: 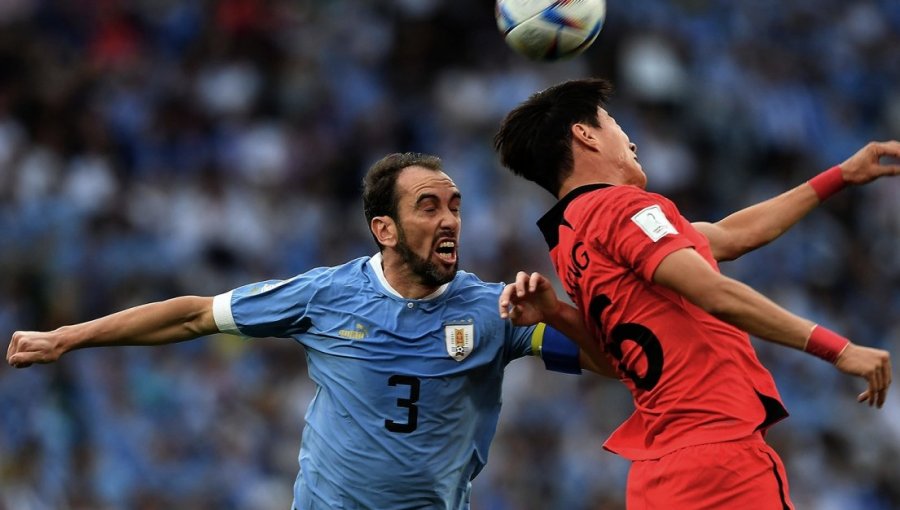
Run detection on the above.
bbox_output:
[264,257,371,295]
[449,270,503,297]
[575,186,680,225]
[451,269,498,289]
[445,271,512,331]
[304,257,375,296]
[326,256,372,279]
[580,185,667,209]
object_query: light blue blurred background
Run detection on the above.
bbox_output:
[0,1,898,508]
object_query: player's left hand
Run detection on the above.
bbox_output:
[834,343,892,408]
[840,140,900,184]
[499,271,561,326]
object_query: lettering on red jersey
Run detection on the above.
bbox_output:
[563,241,589,300]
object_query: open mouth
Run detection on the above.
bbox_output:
[435,240,457,264]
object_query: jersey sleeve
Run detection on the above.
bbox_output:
[505,321,535,360]
[585,187,694,282]
[212,271,321,338]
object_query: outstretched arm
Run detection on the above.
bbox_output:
[694,141,900,261]
[500,271,616,377]
[7,296,217,368]
[653,248,892,407]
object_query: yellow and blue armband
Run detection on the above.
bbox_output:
[532,323,582,374]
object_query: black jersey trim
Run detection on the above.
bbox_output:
[537,183,613,250]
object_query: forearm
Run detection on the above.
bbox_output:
[688,277,891,409]
[577,349,616,377]
[652,247,890,406]
[543,301,593,349]
[653,249,815,350]
[545,302,615,376]
[8,296,218,367]
[704,141,900,262]
[723,185,817,252]
[56,296,216,352]
[696,277,815,350]
[698,184,820,261]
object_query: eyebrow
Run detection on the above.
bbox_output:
[415,191,462,205]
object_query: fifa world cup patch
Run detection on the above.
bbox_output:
[631,204,678,242]
[444,320,474,361]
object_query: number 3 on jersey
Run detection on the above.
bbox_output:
[385,375,419,433]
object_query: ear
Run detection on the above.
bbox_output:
[371,216,398,248]
[571,122,599,150]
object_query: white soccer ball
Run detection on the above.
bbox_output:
[496,0,606,60]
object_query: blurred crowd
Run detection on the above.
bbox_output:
[0,0,898,509]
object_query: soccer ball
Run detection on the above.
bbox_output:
[496,0,606,60]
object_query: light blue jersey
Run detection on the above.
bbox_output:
[212,254,571,510]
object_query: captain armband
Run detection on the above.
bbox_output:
[532,323,582,374]
[805,325,850,364]
[807,165,846,202]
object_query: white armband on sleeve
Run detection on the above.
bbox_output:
[212,291,240,334]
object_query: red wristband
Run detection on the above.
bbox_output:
[807,166,846,201]
[805,325,850,364]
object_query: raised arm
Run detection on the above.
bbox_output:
[653,248,892,407]
[499,271,616,377]
[694,141,900,261]
[7,296,217,368]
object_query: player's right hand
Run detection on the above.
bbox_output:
[6,330,65,368]
[834,343,892,408]
[499,271,560,326]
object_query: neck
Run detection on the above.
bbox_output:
[557,175,618,199]
[379,251,441,299]
[557,158,630,199]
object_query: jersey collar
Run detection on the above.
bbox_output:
[537,183,613,250]
[368,252,450,300]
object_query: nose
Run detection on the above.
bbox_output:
[629,143,637,154]
[439,208,460,231]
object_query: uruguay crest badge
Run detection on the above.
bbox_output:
[444,320,474,361]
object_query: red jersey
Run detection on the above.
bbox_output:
[537,184,788,461]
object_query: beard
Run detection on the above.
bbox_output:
[396,224,458,287]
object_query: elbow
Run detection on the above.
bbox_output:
[715,237,767,262]
[176,296,218,338]
[713,247,740,263]
[728,227,786,261]
[183,319,209,338]
[185,311,217,338]
[688,278,744,318]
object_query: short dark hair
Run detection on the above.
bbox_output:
[362,152,443,249]
[494,78,613,196]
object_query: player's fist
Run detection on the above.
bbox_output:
[7,330,66,368]
[840,140,900,184]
